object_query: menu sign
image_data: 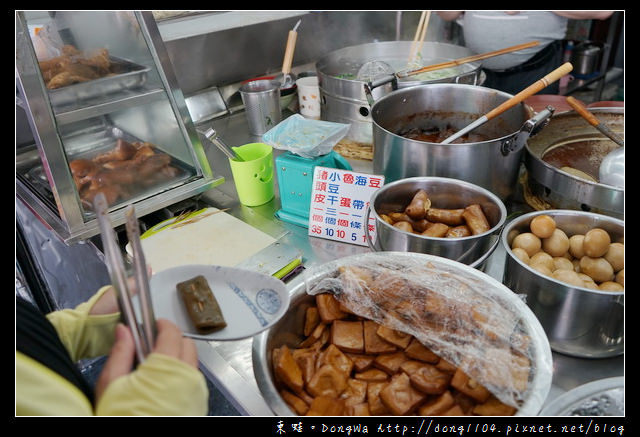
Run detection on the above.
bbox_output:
[308,166,384,246]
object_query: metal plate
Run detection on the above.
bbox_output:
[48,56,150,107]
[539,377,624,416]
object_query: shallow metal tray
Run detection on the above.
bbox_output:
[47,56,150,107]
[539,377,624,416]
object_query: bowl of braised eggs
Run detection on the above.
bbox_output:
[501,210,624,358]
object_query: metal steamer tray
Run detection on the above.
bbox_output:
[47,56,150,107]
[18,122,197,219]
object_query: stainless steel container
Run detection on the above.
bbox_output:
[501,210,624,358]
[524,107,624,219]
[316,41,483,145]
[371,84,552,201]
[252,252,553,416]
[365,177,506,268]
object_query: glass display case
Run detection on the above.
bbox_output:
[16,11,223,243]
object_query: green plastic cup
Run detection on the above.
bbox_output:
[229,142,275,206]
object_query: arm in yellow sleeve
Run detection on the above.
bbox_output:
[45,286,121,362]
[95,353,209,416]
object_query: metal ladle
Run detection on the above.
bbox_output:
[565,96,624,188]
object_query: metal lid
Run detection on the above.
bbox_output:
[539,377,624,416]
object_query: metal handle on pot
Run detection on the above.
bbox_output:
[364,75,398,107]
[500,106,555,156]
[363,205,379,251]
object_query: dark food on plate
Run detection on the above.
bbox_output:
[69,138,180,209]
[378,189,491,237]
[38,44,115,89]
[398,126,489,144]
[177,275,227,333]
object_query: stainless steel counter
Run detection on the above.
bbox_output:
[192,110,624,416]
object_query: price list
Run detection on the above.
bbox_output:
[307,166,384,246]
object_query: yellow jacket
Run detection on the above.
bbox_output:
[16,286,208,416]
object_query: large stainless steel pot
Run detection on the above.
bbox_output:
[252,252,553,416]
[501,210,624,358]
[317,41,484,145]
[371,83,553,202]
[524,107,624,219]
[365,177,506,269]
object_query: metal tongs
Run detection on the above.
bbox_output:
[94,193,156,364]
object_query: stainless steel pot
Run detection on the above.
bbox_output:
[371,83,553,201]
[524,107,624,219]
[501,210,624,358]
[252,252,553,416]
[316,41,484,145]
[365,177,506,269]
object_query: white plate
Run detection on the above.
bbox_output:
[139,264,289,341]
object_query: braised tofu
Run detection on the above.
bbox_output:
[274,345,304,394]
[344,402,370,416]
[306,396,345,416]
[363,321,397,354]
[331,320,364,353]
[367,381,390,415]
[404,338,440,363]
[376,325,412,349]
[280,390,309,415]
[451,368,491,402]
[373,351,409,375]
[299,323,328,348]
[379,372,426,416]
[354,368,389,382]
[317,344,353,376]
[304,306,321,337]
[472,395,517,416]
[340,378,368,406]
[417,390,455,416]
[407,363,452,394]
[316,293,348,323]
[307,364,348,398]
[292,347,319,385]
[345,353,375,372]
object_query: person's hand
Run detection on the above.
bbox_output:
[94,319,199,402]
[90,266,152,316]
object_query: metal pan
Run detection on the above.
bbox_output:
[523,107,624,219]
[47,56,150,107]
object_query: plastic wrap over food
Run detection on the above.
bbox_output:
[261,114,350,158]
[305,252,552,412]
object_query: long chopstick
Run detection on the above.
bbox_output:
[125,204,156,354]
[94,193,149,363]
[408,11,430,64]
[397,40,540,79]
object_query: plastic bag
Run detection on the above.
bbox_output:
[305,253,552,412]
[261,114,350,159]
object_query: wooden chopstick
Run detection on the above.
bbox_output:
[415,11,431,59]
[399,40,540,78]
[408,11,429,64]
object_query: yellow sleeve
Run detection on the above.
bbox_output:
[95,353,209,416]
[46,286,121,362]
[16,352,94,416]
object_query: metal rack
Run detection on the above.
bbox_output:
[16,11,224,244]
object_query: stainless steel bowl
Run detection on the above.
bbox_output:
[501,210,624,358]
[366,177,507,269]
[252,252,553,416]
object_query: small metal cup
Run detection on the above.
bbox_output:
[240,80,282,135]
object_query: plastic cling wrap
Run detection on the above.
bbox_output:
[261,114,350,158]
[305,252,552,412]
